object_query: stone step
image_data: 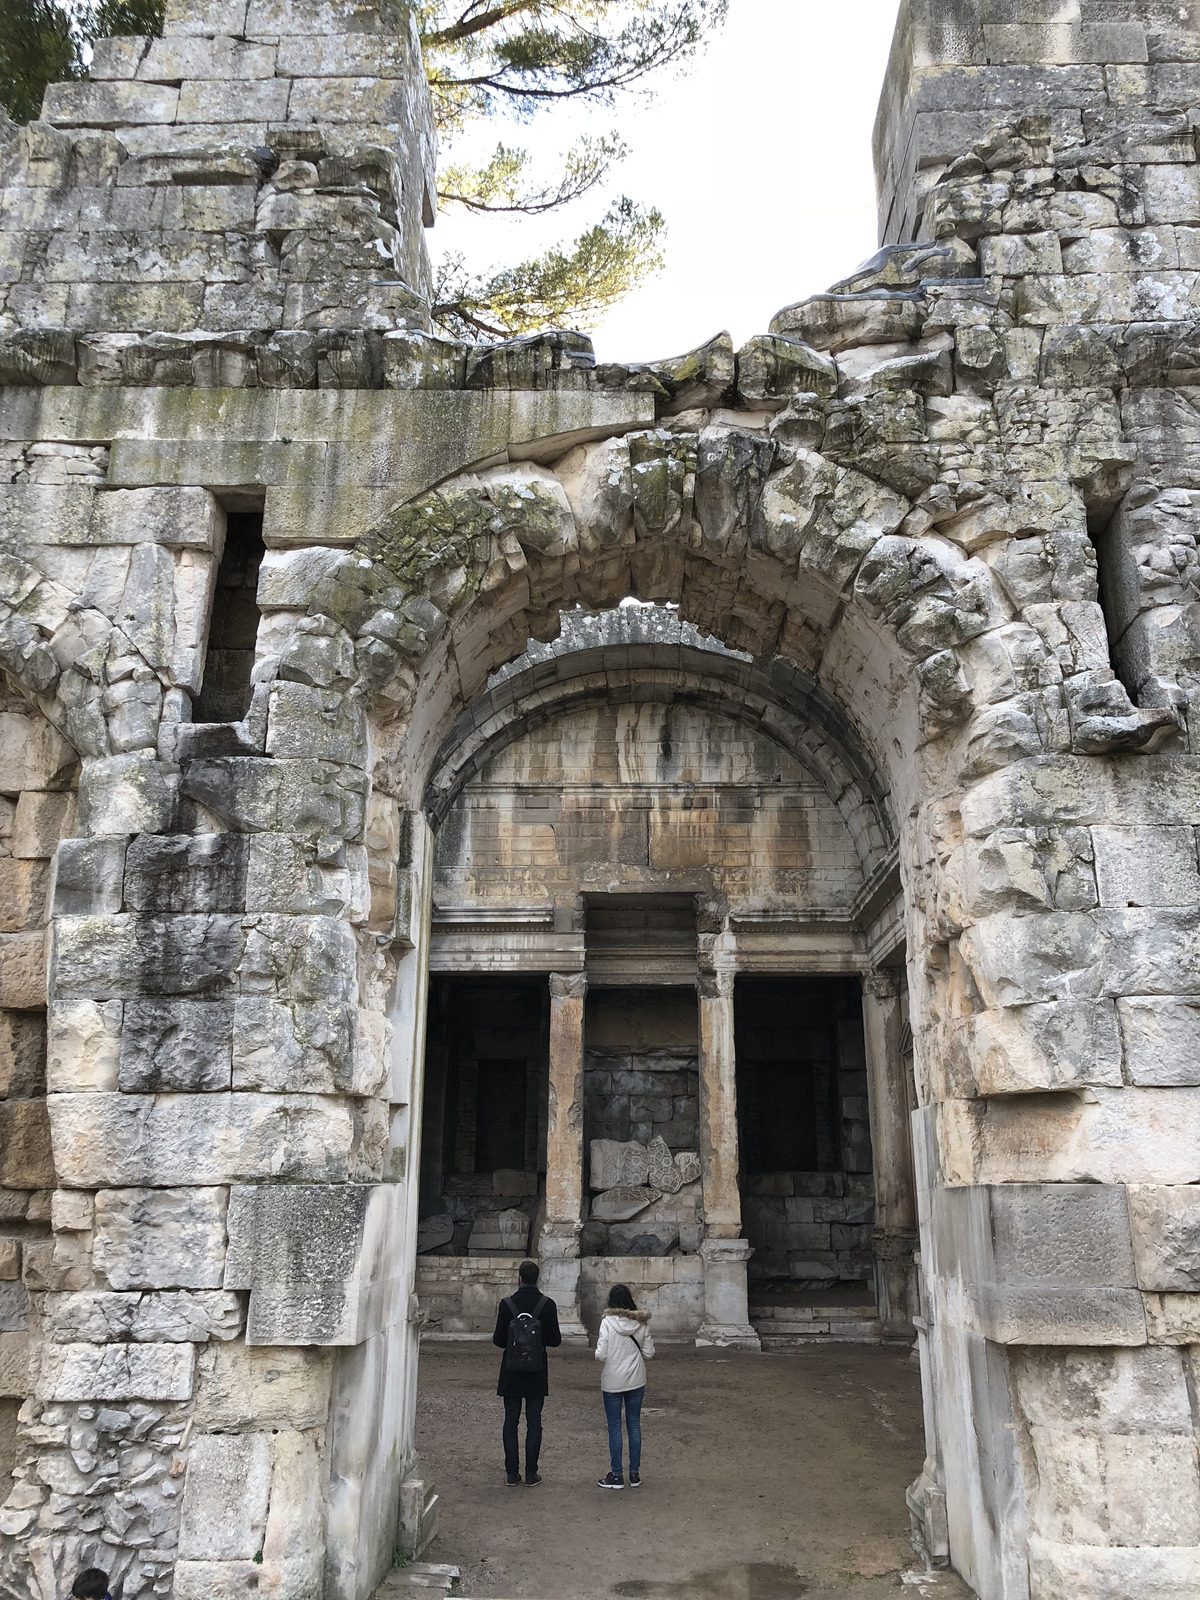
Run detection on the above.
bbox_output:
[374,1562,460,1600]
[751,1302,878,1321]
[758,1323,883,1347]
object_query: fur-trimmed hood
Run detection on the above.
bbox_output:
[601,1307,651,1324]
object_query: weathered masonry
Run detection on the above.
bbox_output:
[4,0,1200,1595]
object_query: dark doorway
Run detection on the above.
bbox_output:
[419,977,549,1256]
[735,978,873,1293]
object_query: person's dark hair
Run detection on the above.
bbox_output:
[72,1570,110,1600]
[607,1283,637,1311]
[518,1259,539,1284]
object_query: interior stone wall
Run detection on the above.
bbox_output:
[432,700,867,916]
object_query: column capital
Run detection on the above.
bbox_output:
[698,1236,753,1265]
[862,967,900,1000]
[697,968,735,1000]
[548,971,587,1000]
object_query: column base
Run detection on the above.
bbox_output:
[696,1236,758,1349]
[536,1243,590,1346]
[695,1322,761,1350]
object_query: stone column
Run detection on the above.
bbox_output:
[861,968,918,1340]
[539,971,589,1343]
[695,970,759,1348]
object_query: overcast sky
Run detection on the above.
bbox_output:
[430,0,902,364]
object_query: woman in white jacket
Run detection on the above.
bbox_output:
[594,1284,655,1489]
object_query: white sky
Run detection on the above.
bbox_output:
[429,0,902,364]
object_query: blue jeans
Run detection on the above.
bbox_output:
[603,1385,644,1476]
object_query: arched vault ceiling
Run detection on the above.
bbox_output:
[423,638,896,876]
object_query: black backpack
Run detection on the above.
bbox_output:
[504,1294,548,1372]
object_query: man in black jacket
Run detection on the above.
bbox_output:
[492,1258,562,1486]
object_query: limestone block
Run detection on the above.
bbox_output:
[676,1151,701,1185]
[257,547,357,611]
[54,914,242,1000]
[118,998,234,1092]
[177,78,289,123]
[589,1139,650,1190]
[48,1091,384,1187]
[41,77,178,125]
[979,231,1063,275]
[230,996,359,1093]
[0,1240,19,1279]
[0,711,75,792]
[52,837,127,917]
[972,999,1123,1093]
[94,1187,228,1290]
[1117,997,1200,1087]
[180,757,369,842]
[90,486,225,551]
[260,1428,325,1587]
[123,833,248,914]
[139,35,277,79]
[265,680,367,764]
[245,833,368,920]
[11,791,72,859]
[736,335,837,405]
[647,1135,683,1194]
[237,915,358,1006]
[0,1010,46,1097]
[0,1280,29,1332]
[50,1189,92,1233]
[77,752,178,836]
[46,998,121,1092]
[1027,1537,1200,1598]
[989,1184,1136,1287]
[416,1215,453,1253]
[771,293,925,352]
[591,1187,660,1222]
[1142,165,1200,225]
[1143,1293,1200,1344]
[0,1100,53,1188]
[0,930,46,1010]
[192,1340,332,1430]
[383,330,468,390]
[178,1432,272,1560]
[1127,1186,1200,1292]
[480,1209,529,1253]
[43,1288,243,1343]
[0,1331,30,1398]
[958,908,1200,1011]
[171,1562,268,1600]
[608,1221,679,1256]
[1092,825,1200,909]
[944,1087,1200,1186]
[225,1182,406,1344]
[34,1340,195,1400]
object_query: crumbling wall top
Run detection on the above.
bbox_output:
[0,0,437,348]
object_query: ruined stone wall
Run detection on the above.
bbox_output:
[1,0,435,367]
[0,693,76,1492]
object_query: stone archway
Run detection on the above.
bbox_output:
[4,1,1200,1591]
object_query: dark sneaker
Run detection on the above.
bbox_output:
[628,1470,641,1487]
[506,1475,521,1487]
[598,1472,624,1489]
[525,1473,542,1487]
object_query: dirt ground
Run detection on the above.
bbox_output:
[405,1341,976,1600]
